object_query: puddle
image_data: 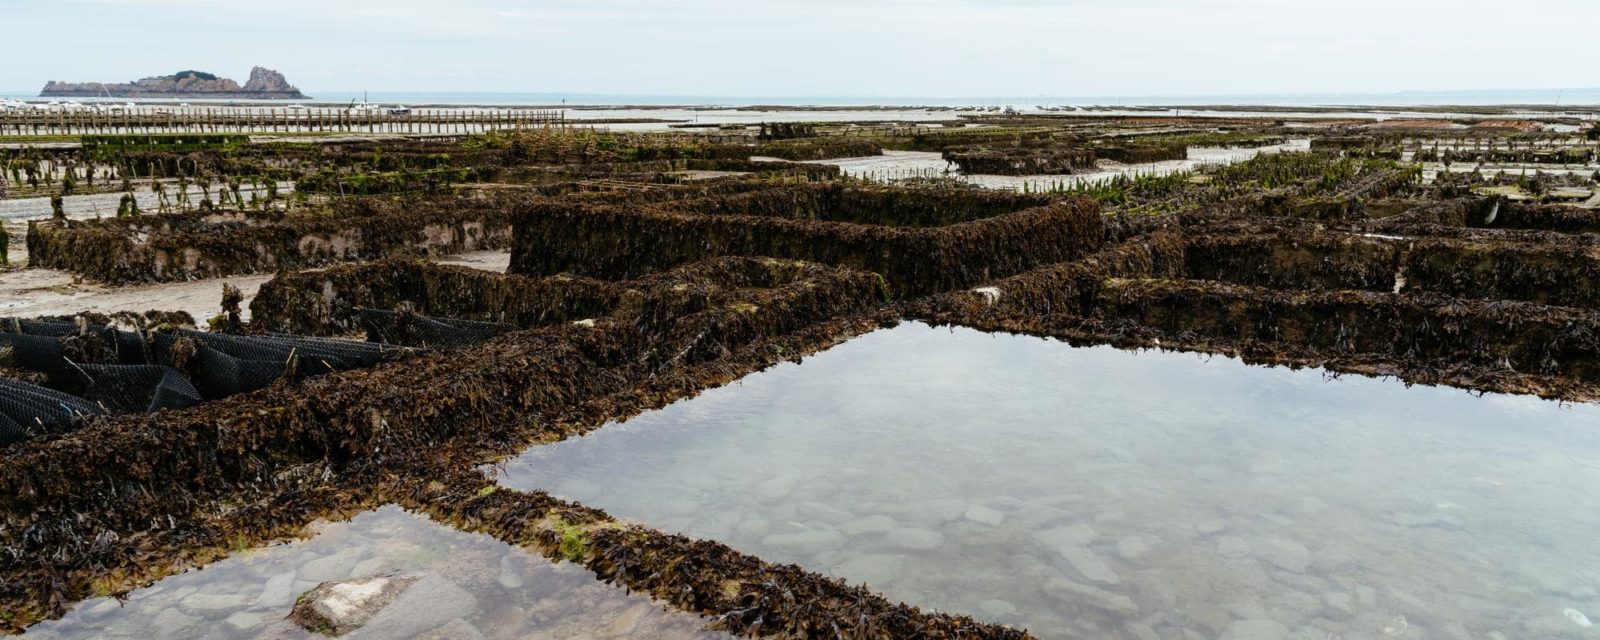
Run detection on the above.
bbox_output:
[497,322,1600,639]
[25,506,725,640]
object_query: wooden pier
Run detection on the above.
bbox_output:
[0,107,566,137]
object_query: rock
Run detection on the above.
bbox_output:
[290,575,417,636]
[243,67,300,94]
[839,514,898,537]
[885,528,945,551]
[257,571,297,608]
[1055,543,1120,585]
[1117,535,1151,561]
[1565,608,1593,628]
[964,505,1006,527]
[1044,577,1137,615]
[1216,536,1251,559]
[1253,538,1311,573]
[978,599,1017,618]
[41,67,308,99]
[760,529,844,554]
[1220,619,1290,640]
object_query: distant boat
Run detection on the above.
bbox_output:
[389,105,411,115]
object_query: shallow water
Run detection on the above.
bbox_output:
[25,506,724,640]
[806,140,1311,191]
[497,322,1600,639]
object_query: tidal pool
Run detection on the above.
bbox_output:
[25,506,724,640]
[496,322,1600,639]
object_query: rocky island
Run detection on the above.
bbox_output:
[40,66,308,100]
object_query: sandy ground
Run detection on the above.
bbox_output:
[0,250,510,324]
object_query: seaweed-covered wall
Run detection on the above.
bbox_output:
[26,197,516,283]
[510,184,1102,297]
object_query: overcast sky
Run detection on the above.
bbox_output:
[5,0,1596,98]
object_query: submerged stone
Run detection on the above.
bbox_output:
[290,575,417,636]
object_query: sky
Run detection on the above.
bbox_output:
[4,0,1597,98]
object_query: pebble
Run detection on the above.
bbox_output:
[885,528,945,551]
[755,475,798,502]
[1044,577,1137,615]
[1055,543,1121,585]
[798,502,856,524]
[151,608,201,637]
[299,548,365,582]
[418,618,486,640]
[1033,523,1098,549]
[760,529,845,554]
[1382,614,1409,637]
[1217,536,1252,559]
[1116,536,1151,561]
[1322,591,1354,617]
[257,571,297,608]
[1253,538,1311,573]
[1221,619,1290,640]
[978,599,1018,618]
[964,504,1006,527]
[497,555,524,590]
[180,592,253,612]
[1565,608,1593,628]
[225,610,265,630]
[839,514,898,536]
[1197,519,1229,534]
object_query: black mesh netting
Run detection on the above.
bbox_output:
[1,316,404,440]
[71,364,203,413]
[0,378,104,446]
[148,332,286,400]
[171,329,396,374]
[0,333,71,379]
[357,308,517,349]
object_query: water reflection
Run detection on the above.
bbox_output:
[26,506,724,640]
[498,322,1600,639]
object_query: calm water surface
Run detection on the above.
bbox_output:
[497,322,1600,640]
[26,506,724,640]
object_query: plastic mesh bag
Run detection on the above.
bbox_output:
[72,363,203,413]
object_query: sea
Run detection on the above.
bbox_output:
[3,88,1600,108]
